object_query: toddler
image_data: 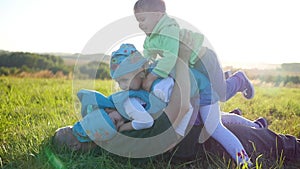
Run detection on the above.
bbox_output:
[133,0,254,102]
[110,43,193,136]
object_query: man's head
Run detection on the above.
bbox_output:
[53,126,97,152]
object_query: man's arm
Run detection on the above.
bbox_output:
[164,30,192,125]
[118,122,134,132]
[164,50,191,125]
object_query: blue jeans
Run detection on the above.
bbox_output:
[194,48,244,102]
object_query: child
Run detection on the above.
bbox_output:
[133,0,254,102]
[110,43,193,136]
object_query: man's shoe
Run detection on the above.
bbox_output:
[254,117,268,128]
[229,108,242,116]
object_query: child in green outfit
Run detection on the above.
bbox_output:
[133,0,254,102]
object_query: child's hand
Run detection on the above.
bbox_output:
[142,73,158,91]
[179,29,194,63]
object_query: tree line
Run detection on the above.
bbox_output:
[0,51,111,79]
[0,50,299,84]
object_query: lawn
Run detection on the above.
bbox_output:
[1,77,299,168]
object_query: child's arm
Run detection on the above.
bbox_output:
[142,27,180,91]
[151,28,180,78]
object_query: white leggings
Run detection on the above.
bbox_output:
[199,103,250,165]
[221,112,260,128]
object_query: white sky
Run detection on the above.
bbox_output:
[1,0,300,66]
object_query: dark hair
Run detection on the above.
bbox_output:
[134,0,166,13]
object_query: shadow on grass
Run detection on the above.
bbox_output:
[3,135,300,169]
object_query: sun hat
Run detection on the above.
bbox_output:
[72,109,117,142]
[110,43,147,79]
[75,89,117,142]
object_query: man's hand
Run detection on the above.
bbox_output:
[118,122,133,132]
[142,73,158,91]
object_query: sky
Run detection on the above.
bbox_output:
[1,0,300,67]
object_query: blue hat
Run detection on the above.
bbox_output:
[77,89,115,117]
[110,43,147,79]
[73,109,117,142]
[74,89,118,142]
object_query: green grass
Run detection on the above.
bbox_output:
[1,77,300,168]
[221,87,300,137]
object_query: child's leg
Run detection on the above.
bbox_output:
[221,112,260,128]
[194,48,254,101]
[194,48,227,101]
[226,71,255,100]
[199,103,252,165]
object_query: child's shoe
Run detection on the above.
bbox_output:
[240,160,253,168]
[236,71,255,99]
[254,117,268,128]
[224,70,232,79]
[237,150,253,168]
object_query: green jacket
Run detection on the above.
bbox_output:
[143,14,204,77]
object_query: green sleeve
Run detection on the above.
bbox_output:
[189,31,204,65]
[152,26,180,78]
[143,39,156,61]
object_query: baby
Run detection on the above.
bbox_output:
[109,43,193,136]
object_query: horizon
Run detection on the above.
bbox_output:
[1,48,299,70]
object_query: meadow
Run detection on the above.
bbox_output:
[1,77,300,169]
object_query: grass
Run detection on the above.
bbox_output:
[221,87,300,137]
[1,77,300,168]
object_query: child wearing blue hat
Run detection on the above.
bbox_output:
[52,87,169,151]
[133,0,254,103]
[110,43,193,136]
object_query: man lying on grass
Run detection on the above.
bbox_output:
[53,55,299,165]
[54,32,300,166]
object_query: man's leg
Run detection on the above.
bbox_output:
[223,124,300,163]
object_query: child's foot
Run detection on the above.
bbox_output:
[224,70,232,79]
[254,117,268,128]
[229,108,242,116]
[237,150,253,167]
[240,160,253,168]
[236,71,255,99]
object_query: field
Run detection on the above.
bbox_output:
[1,77,300,168]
